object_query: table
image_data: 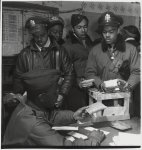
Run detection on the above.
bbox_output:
[68,117,140,147]
[92,117,141,146]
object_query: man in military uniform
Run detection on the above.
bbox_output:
[48,16,65,46]
[8,16,74,108]
[85,11,140,99]
[63,14,93,111]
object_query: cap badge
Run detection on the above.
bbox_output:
[105,14,111,22]
[30,20,35,27]
[51,16,58,21]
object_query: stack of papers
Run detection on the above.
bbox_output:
[113,132,141,146]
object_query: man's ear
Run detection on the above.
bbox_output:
[72,27,75,33]
[118,27,120,34]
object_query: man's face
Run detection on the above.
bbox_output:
[32,26,48,47]
[102,26,119,45]
[49,24,63,42]
[73,19,88,39]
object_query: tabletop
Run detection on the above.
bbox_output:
[92,117,141,146]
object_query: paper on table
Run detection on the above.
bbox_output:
[113,132,141,146]
[84,127,110,135]
[66,136,75,142]
[52,126,78,131]
[68,131,88,140]
[110,121,132,131]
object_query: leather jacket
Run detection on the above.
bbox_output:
[13,36,74,97]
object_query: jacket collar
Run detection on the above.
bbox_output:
[101,34,126,52]
[67,31,92,46]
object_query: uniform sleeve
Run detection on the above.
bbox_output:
[13,52,26,94]
[59,47,74,96]
[85,49,103,89]
[52,110,76,126]
[29,116,99,146]
[128,47,140,89]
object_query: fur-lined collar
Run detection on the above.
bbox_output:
[66,31,93,46]
[101,34,126,52]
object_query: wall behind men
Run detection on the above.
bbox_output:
[2,1,141,55]
[57,1,140,41]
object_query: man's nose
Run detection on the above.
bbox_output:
[106,32,110,37]
[81,27,85,32]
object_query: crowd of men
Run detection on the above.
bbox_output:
[2,11,140,147]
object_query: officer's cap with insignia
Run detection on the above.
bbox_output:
[48,16,64,28]
[71,14,89,27]
[98,11,123,28]
[25,16,48,33]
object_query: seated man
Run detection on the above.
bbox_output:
[2,69,105,147]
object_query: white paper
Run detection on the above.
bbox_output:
[52,126,78,131]
[66,136,75,142]
[104,79,118,88]
[86,102,107,114]
[68,131,88,140]
[113,132,141,146]
[84,127,110,135]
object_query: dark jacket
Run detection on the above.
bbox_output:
[62,32,93,111]
[64,31,93,79]
[13,36,74,97]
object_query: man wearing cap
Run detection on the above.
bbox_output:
[121,25,140,53]
[3,68,105,146]
[85,11,140,100]
[6,16,74,109]
[63,14,93,111]
[48,16,65,46]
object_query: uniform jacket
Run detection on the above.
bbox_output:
[64,31,93,79]
[3,101,76,146]
[85,34,140,90]
[3,101,104,147]
[13,36,74,97]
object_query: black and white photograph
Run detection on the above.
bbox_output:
[1,0,141,149]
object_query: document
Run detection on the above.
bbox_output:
[86,102,107,114]
[113,132,141,146]
[52,126,78,131]
[68,131,88,140]
[84,127,110,135]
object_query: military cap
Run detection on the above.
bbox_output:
[98,11,123,27]
[71,14,88,27]
[25,16,48,33]
[123,25,140,38]
[48,16,64,28]
[20,69,59,109]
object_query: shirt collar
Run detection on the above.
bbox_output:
[35,37,51,51]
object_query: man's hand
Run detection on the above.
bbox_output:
[73,106,89,121]
[79,79,95,88]
[55,94,63,108]
[117,79,131,92]
[3,93,23,104]
[100,82,107,92]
